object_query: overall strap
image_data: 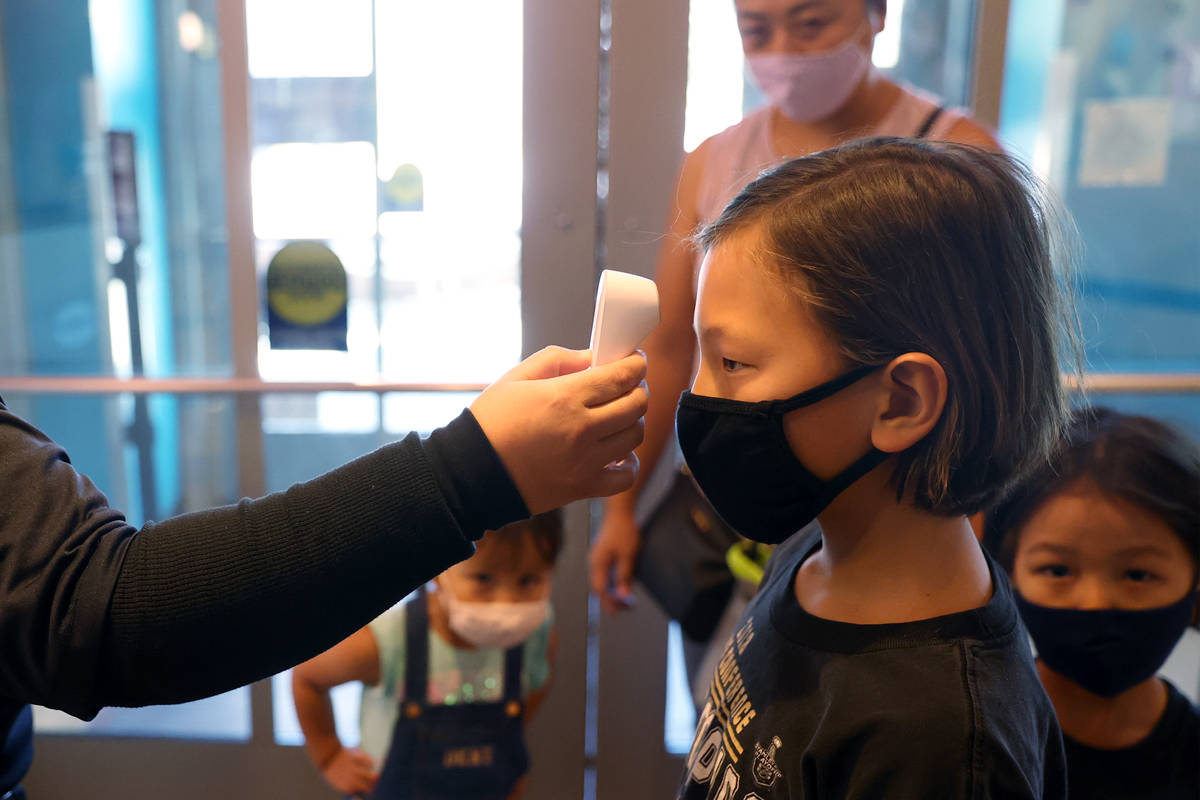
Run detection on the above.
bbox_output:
[915,105,946,139]
[404,588,430,707]
[502,644,524,705]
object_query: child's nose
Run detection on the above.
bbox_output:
[1072,577,1116,611]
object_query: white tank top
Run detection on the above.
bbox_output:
[693,82,967,226]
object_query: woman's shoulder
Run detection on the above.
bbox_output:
[885,81,999,150]
[686,106,777,226]
[691,105,773,157]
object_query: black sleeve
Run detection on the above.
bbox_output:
[0,402,528,719]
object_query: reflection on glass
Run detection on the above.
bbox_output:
[273,670,363,747]
[665,622,698,755]
[251,143,378,240]
[999,0,1200,373]
[34,691,250,742]
[382,392,481,435]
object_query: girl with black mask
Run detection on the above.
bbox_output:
[986,407,1200,800]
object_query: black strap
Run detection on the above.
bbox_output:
[502,643,523,704]
[915,105,945,139]
[403,588,429,707]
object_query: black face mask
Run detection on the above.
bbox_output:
[1015,590,1197,698]
[676,365,889,544]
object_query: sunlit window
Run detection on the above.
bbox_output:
[246,0,374,78]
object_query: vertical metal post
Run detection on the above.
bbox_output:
[596,0,691,797]
[216,0,272,747]
[522,0,603,796]
[970,0,1012,128]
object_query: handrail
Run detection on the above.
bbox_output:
[0,376,489,395]
[1067,373,1200,394]
[1,373,1198,395]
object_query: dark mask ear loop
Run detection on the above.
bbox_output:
[770,362,890,492]
[769,364,882,415]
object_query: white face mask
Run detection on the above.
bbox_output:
[745,25,873,123]
[436,585,550,650]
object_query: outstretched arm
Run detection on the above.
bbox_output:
[0,348,647,718]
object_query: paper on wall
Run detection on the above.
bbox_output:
[1078,97,1173,187]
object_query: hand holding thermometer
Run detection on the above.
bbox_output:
[589,269,660,366]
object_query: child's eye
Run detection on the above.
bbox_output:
[722,357,747,373]
[520,574,545,588]
[1124,569,1158,583]
[472,573,494,585]
[1035,564,1071,579]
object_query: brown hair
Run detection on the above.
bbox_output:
[698,137,1080,515]
[984,406,1200,578]
[486,508,565,567]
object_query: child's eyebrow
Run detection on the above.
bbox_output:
[697,323,738,343]
[1112,545,1174,560]
[1024,542,1076,558]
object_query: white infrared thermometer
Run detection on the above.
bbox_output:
[589,269,660,367]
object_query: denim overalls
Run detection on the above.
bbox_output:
[371,588,529,800]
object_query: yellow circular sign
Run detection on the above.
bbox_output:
[266,241,347,326]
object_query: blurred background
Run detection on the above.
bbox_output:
[0,0,1196,797]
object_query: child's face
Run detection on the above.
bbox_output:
[1012,477,1198,612]
[437,532,554,605]
[692,230,877,481]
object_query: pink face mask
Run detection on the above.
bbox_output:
[746,26,872,123]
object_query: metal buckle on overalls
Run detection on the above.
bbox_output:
[403,701,422,719]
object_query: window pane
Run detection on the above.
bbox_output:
[999,0,1200,373]
[1075,392,1200,439]
[246,0,374,79]
[665,622,698,755]
[272,671,363,748]
[0,1,232,379]
[375,0,523,384]
[247,0,524,426]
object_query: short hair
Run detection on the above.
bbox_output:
[698,138,1078,515]
[487,508,565,567]
[984,406,1200,573]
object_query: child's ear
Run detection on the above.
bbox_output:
[870,353,947,454]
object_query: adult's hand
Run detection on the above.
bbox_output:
[471,347,648,515]
[589,510,642,614]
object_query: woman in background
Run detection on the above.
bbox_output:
[591,0,1000,703]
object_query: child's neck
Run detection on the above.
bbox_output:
[794,469,992,624]
[1037,662,1167,750]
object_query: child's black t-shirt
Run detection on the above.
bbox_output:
[675,527,1068,800]
[1062,679,1200,800]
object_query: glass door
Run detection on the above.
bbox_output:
[4,0,605,797]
